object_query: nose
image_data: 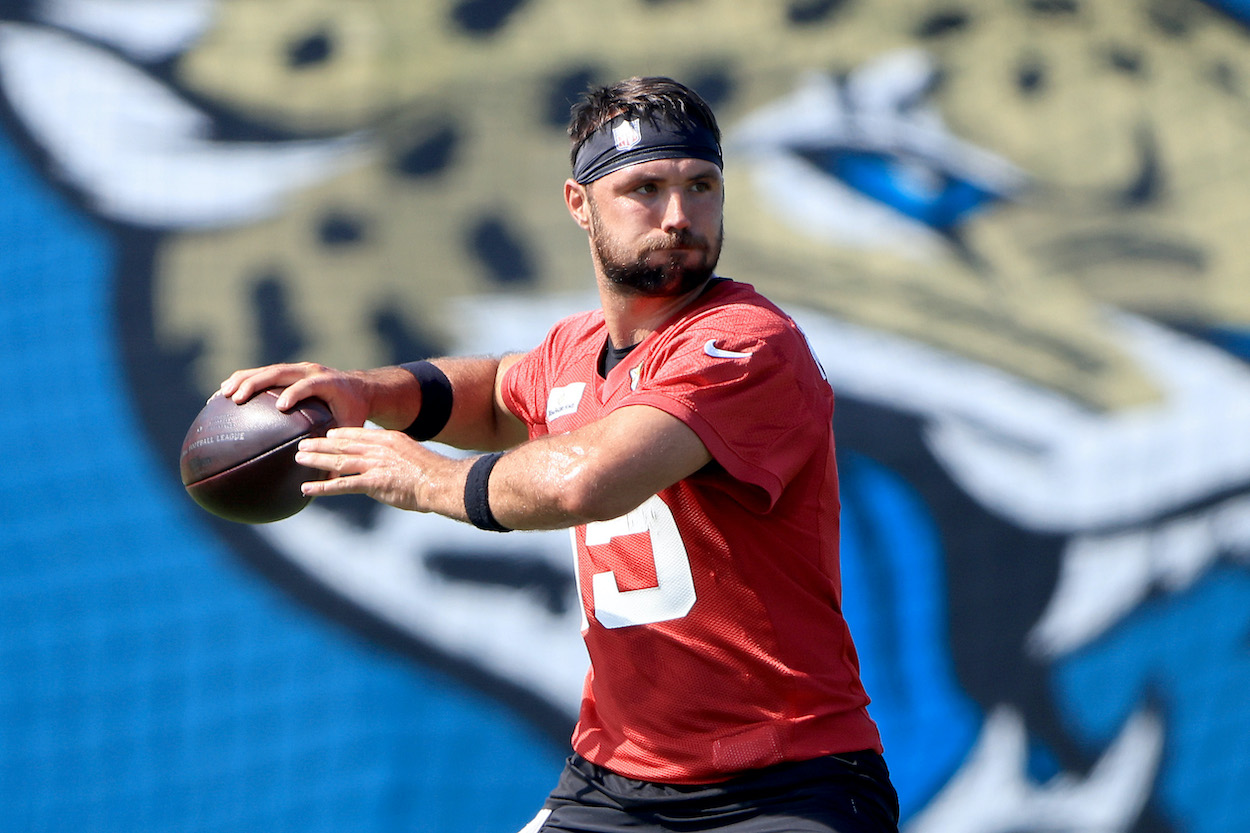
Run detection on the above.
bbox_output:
[659,190,691,233]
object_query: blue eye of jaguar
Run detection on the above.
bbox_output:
[1198,326,1250,363]
[797,147,1007,231]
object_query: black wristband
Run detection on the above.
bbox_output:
[400,361,453,441]
[464,451,511,533]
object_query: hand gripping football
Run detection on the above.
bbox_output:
[179,389,336,524]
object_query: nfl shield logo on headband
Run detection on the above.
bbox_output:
[612,119,643,151]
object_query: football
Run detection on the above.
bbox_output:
[179,389,336,524]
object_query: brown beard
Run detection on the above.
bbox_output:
[588,198,723,298]
[596,230,719,297]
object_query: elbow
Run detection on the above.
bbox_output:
[507,439,658,528]
[549,474,640,525]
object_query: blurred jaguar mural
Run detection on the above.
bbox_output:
[3,1,1249,831]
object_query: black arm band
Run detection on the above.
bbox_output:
[464,451,511,533]
[400,361,454,441]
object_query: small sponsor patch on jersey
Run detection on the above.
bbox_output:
[629,366,642,391]
[546,382,587,421]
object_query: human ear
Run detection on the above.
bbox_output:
[564,179,591,231]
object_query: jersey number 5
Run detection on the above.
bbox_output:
[577,494,697,629]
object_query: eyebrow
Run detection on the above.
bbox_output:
[620,163,722,185]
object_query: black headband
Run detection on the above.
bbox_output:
[572,113,722,185]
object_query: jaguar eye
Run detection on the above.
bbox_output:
[795,146,1008,232]
[730,56,1027,247]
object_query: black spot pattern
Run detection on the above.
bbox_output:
[685,65,736,112]
[1105,45,1147,77]
[545,67,601,129]
[786,0,852,26]
[1017,54,1047,95]
[1026,0,1081,16]
[1147,0,1195,37]
[287,29,333,68]
[392,123,459,179]
[916,9,971,38]
[451,0,529,35]
[251,272,306,364]
[374,307,444,365]
[468,215,535,285]
[318,211,367,246]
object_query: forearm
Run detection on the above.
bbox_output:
[353,364,429,430]
[298,428,601,531]
[479,437,609,530]
[369,355,526,452]
[423,355,526,451]
[473,405,714,531]
[222,355,526,452]
[297,402,709,532]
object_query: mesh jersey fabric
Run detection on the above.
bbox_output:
[502,278,882,783]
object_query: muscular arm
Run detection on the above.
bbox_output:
[219,354,528,452]
[419,354,529,452]
[486,404,711,528]
[296,403,712,530]
[224,356,710,529]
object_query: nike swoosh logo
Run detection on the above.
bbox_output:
[704,339,752,359]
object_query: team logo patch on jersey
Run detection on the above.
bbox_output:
[546,382,587,421]
[613,119,642,151]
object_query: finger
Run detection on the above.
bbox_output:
[277,378,368,426]
[272,379,323,411]
[294,445,372,476]
[301,473,370,498]
[296,429,388,469]
[323,426,375,442]
[221,364,308,403]
[218,367,269,398]
[319,426,418,449]
[299,428,376,453]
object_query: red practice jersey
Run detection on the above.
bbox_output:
[502,278,882,783]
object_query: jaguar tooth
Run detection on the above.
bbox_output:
[906,706,1162,833]
[1029,492,1250,658]
[0,23,366,229]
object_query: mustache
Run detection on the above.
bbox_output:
[643,229,707,252]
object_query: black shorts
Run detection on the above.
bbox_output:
[520,750,900,833]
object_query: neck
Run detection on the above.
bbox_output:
[598,276,714,349]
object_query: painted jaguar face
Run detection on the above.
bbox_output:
[149,0,1250,413]
[5,0,1248,829]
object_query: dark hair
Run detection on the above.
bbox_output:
[567,76,722,170]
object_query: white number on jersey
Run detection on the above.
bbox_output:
[575,494,697,629]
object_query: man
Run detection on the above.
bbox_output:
[221,76,899,833]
